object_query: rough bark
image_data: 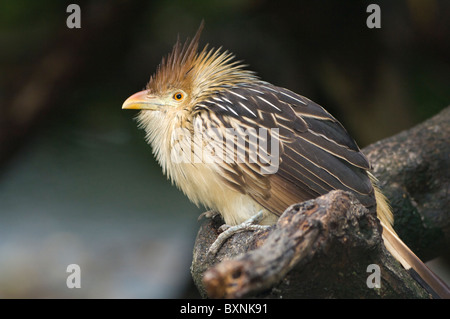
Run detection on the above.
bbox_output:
[364,106,450,261]
[192,191,430,298]
[191,106,449,299]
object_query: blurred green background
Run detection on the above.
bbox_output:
[0,0,449,298]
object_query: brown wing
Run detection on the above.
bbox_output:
[193,82,376,215]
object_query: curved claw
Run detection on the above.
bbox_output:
[206,211,268,258]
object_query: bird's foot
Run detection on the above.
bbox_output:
[198,210,220,221]
[206,211,269,257]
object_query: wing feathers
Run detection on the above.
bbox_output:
[194,82,376,215]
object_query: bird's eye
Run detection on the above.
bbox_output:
[173,92,184,101]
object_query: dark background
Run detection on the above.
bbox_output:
[0,0,448,297]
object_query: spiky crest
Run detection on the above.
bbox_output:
[147,22,259,103]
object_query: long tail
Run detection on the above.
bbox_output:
[373,182,450,299]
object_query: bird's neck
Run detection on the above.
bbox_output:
[137,109,193,179]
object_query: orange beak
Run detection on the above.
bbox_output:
[122,90,163,110]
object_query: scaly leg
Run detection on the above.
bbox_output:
[207,211,269,257]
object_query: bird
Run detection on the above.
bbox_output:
[122,22,450,298]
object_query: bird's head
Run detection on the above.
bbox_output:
[122,22,258,117]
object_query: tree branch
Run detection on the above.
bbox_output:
[191,106,449,298]
[364,106,450,261]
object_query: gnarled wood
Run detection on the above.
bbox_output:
[192,191,430,298]
[191,106,449,299]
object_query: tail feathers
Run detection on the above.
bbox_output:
[371,177,450,298]
[370,173,394,229]
[381,221,450,299]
